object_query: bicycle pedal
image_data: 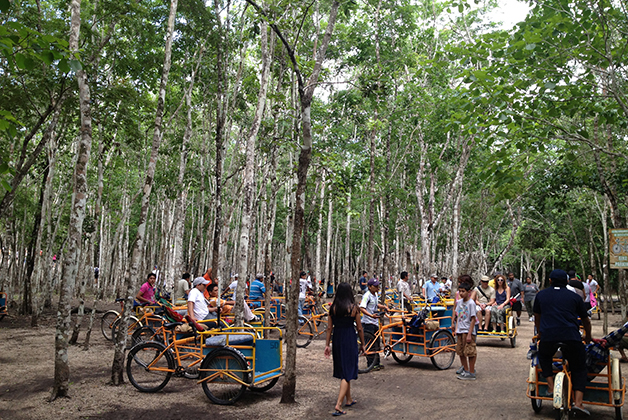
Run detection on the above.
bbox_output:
[383,346,392,359]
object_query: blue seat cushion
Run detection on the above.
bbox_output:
[205,334,255,347]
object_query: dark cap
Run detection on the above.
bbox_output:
[368,278,380,287]
[549,269,568,284]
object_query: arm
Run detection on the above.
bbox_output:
[355,309,365,354]
[467,315,476,342]
[187,301,197,323]
[534,313,541,339]
[324,311,334,358]
[582,316,592,344]
[135,285,149,304]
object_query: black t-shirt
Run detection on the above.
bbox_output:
[533,285,588,342]
[568,280,584,291]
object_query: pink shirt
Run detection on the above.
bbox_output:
[139,282,155,303]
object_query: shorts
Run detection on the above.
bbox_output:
[456,333,477,358]
[511,301,522,312]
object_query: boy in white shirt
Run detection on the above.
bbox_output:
[455,282,477,380]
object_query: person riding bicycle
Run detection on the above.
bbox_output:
[534,269,592,416]
[187,277,217,330]
[423,274,440,302]
[397,271,413,311]
[248,273,266,308]
[359,278,389,371]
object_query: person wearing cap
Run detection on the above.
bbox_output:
[298,271,312,317]
[248,273,266,307]
[474,275,496,331]
[359,278,389,370]
[187,276,216,330]
[423,274,441,302]
[534,269,592,416]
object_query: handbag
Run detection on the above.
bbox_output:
[509,293,520,306]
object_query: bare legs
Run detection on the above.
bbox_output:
[335,379,351,412]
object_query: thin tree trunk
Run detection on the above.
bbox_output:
[51,0,92,400]
[110,0,178,385]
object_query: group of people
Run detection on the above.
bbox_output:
[325,268,601,416]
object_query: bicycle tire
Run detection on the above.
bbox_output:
[249,377,279,392]
[112,315,142,348]
[428,330,455,370]
[130,326,160,347]
[100,310,119,341]
[296,316,313,348]
[126,341,174,392]
[530,390,543,413]
[358,331,377,374]
[391,348,413,364]
[200,347,249,405]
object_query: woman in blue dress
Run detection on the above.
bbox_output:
[324,282,365,416]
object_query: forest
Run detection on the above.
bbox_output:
[1,0,627,401]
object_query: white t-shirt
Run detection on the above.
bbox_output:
[299,277,311,299]
[360,290,379,326]
[455,298,477,335]
[175,278,190,300]
[188,287,208,320]
[583,282,591,303]
[587,279,599,295]
[229,280,246,300]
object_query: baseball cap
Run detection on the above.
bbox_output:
[549,269,568,284]
[367,278,380,287]
[193,277,210,287]
[480,275,490,282]
[255,273,264,280]
[430,273,438,278]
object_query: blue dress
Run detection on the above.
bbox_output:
[331,308,359,381]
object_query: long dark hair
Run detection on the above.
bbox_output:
[330,282,355,317]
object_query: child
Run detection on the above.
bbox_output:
[455,281,477,380]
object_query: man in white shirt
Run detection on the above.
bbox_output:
[397,271,412,311]
[298,271,312,317]
[187,277,218,330]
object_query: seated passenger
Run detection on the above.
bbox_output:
[475,275,496,331]
[135,273,157,306]
[187,277,218,330]
[175,273,191,306]
[248,273,266,307]
[490,274,510,332]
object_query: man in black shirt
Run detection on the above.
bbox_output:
[534,269,592,416]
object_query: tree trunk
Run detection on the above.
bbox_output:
[234,21,271,325]
[110,0,178,385]
[51,0,92,400]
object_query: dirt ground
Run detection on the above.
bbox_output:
[0,303,625,420]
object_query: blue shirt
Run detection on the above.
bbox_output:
[249,279,266,300]
[533,285,588,342]
[359,276,367,291]
[424,281,440,301]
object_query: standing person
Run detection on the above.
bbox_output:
[298,271,312,317]
[94,267,99,284]
[397,271,412,311]
[567,270,586,301]
[423,274,441,302]
[359,279,389,371]
[359,271,368,293]
[507,272,524,326]
[490,274,510,333]
[175,273,192,305]
[324,282,365,416]
[455,279,477,380]
[523,276,539,322]
[586,274,599,309]
[534,269,592,416]
[475,275,496,331]
[135,273,157,305]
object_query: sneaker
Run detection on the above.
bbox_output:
[456,366,465,375]
[372,364,385,371]
[516,318,521,326]
[529,317,534,322]
[457,371,476,380]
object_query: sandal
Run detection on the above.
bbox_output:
[345,400,357,407]
[572,406,590,416]
[332,409,347,416]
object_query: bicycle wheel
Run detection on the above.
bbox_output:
[510,334,517,348]
[391,345,413,364]
[113,316,142,348]
[249,377,279,392]
[530,390,543,413]
[100,310,119,341]
[126,341,174,392]
[428,330,455,370]
[200,348,249,405]
[358,331,377,374]
[296,317,313,348]
[130,326,160,347]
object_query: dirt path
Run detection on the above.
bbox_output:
[0,308,624,420]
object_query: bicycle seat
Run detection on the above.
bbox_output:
[205,334,255,347]
[164,322,184,330]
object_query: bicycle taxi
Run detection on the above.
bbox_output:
[527,326,627,419]
[0,292,7,321]
[126,309,283,405]
[359,296,456,373]
[475,306,518,348]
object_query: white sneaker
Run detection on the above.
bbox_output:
[457,371,476,380]
[529,316,534,322]
[456,366,465,375]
